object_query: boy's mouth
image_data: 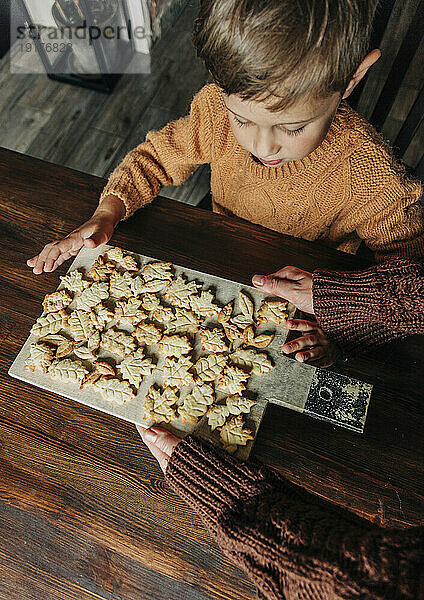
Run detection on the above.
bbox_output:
[258,157,284,166]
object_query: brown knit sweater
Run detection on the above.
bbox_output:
[313,258,424,355]
[165,259,424,599]
[166,436,424,600]
[100,84,424,261]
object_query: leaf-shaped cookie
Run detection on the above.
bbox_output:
[218,300,234,324]
[42,290,73,313]
[49,358,89,384]
[60,269,90,292]
[207,404,230,430]
[30,310,69,337]
[158,334,192,357]
[131,276,169,296]
[226,394,256,415]
[140,294,161,311]
[219,414,254,453]
[86,328,100,351]
[76,282,109,311]
[163,275,200,308]
[101,328,137,357]
[73,346,97,361]
[133,322,163,346]
[165,308,199,335]
[69,309,98,342]
[141,261,173,282]
[199,327,228,353]
[162,356,194,389]
[39,334,75,358]
[231,314,254,330]
[230,347,274,376]
[87,256,115,282]
[189,290,221,319]
[90,303,114,329]
[95,377,136,404]
[114,297,147,327]
[24,342,55,373]
[151,305,175,324]
[178,384,215,423]
[247,332,275,349]
[105,247,138,271]
[239,291,254,319]
[109,271,133,299]
[87,329,100,351]
[117,348,155,387]
[216,364,249,395]
[143,385,178,424]
[193,353,228,382]
[223,321,241,344]
[257,299,288,325]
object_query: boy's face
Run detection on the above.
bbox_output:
[223,91,342,166]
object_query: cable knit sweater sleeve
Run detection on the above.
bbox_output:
[166,435,424,600]
[313,258,424,355]
[98,85,214,218]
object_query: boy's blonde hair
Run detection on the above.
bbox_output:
[193,0,379,110]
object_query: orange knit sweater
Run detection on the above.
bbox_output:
[100,84,424,260]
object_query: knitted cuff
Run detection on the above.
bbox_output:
[165,436,271,534]
[313,259,424,355]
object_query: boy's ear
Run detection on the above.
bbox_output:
[342,49,381,99]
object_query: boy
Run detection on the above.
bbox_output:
[28,0,424,274]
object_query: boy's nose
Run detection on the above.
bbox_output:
[254,131,281,158]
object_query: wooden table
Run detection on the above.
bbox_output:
[0,148,423,600]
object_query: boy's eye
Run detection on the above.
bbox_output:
[233,116,250,127]
[283,125,305,136]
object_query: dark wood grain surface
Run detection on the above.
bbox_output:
[0,147,423,600]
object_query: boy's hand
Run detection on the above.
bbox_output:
[27,214,114,274]
[27,195,124,274]
[282,319,340,367]
[136,425,180,474]
[252,266,313,314]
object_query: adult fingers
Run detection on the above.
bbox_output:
[252,273,295,299]
[295,346,324,363]
[268,265,312,281]
[282,333,319,354]
[141,436,170,474]
[137,426,180,459]
[286,319,318,332]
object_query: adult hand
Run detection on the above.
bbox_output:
[282,319,340,367]
[252,266,314,314]
[136,425,181,474]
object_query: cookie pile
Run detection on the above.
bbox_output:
[25,247,288,454]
